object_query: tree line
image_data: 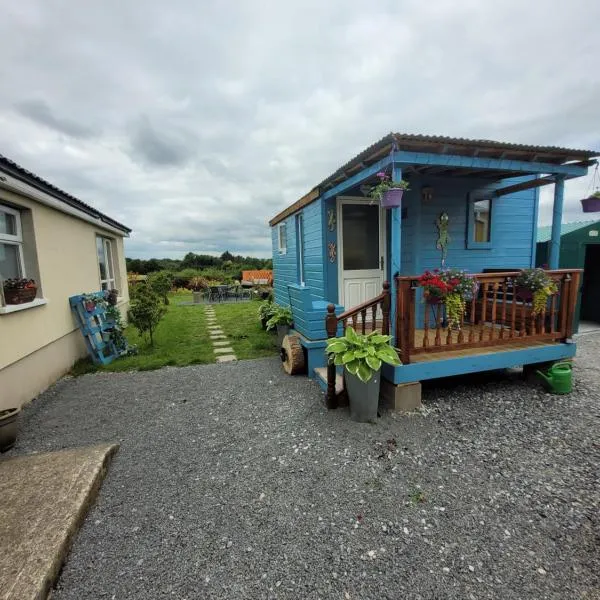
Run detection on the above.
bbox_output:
[126,251,273,275]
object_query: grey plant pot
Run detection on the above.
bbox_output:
[345,370,381,422]
[277,325,290,347]
[0,407,20,452]
[192,291,203,304]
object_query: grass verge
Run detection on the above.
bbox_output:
[71,294,277,375]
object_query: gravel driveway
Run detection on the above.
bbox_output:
[12,335,600,600]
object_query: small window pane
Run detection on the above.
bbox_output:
[342,204,379,270]
[104,240,114,281]
[0,211,17,236]
[97,236,107,280]
[473,199,491,243]
[0,243,21,279]
[279,224,287,251]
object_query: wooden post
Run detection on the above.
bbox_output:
[398,279,412,364]
[381,280,391,335]
[566,270,581,338]
[325,304,338,409]
[558,274,571,339]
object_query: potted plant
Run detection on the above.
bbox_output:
[326,327,401,422]
[581,191,600,213]
[0,407,20,452]
[369,171,410,208]
[514,268,558,314]
[258,300,275,329]
[81,292,107,313]
[2,278,37,305]
[418,270,451,304]
[189,276,208,304]
[439,268,478,330]
[266,305,293,346]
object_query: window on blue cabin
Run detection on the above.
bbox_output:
[467,197,493,248]
[296,214,305,285]
[277,222,287,254]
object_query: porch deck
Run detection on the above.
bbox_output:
[405,325,557,363]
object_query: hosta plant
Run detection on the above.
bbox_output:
[266,305,293,330]
[326,327,401,383]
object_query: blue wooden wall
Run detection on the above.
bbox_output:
[272,198,326,306]
[401,175,537,275]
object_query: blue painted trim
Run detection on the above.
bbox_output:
[531,179,540,267]
[392,151,588,177]
[389,165,402,343]
[382,343,576,384]
[549,176,565,269]
[466,193,493,249]
[322,155,393,200]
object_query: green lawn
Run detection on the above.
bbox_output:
[214,302,279,360]
[71,294,277,375]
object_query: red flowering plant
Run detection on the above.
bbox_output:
[418,269,478,329]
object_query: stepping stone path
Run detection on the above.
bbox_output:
[205,306,237,363]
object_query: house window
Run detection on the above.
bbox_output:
[277,223,287,254]
[296,214,305,285]
[467,197,493,248]
[0,204,25,280]
[97,236,116,290]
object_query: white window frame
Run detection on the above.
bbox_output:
[0,204,26,279]
[277,222,287,254]
[96,235,116,291]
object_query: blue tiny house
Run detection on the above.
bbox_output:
[269,133,598,401]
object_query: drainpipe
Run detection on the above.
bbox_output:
[390,164,402,344]
[548,175,565,270]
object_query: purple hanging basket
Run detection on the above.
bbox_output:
[381,188,404,208]
[581,195,600,213]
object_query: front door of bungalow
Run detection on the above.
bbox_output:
[337,198,386,310]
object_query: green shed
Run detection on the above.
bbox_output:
[536,219,600,331]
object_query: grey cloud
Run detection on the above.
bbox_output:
[127,116,197,167]
[0,0,599,258]
[15,99,97,139]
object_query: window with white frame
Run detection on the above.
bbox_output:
[96,236,116,291]
[277,222,287,254]
[0,204,25,280]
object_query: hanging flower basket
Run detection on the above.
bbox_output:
[381,188,404,208]
[581,194,600,213]
[515,286,533,302]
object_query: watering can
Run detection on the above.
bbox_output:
[536,362,572,394]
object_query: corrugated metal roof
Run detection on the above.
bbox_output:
[270,132,599,226]
[536,220,600,243]
[0,153,131,233]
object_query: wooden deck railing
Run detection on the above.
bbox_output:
[395,269,582,364]
[324,281,391,408]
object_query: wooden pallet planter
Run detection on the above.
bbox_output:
[69,292,124,365]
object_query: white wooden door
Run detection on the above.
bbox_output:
[338,198,386,310]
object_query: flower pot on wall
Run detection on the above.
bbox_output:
[0,408,20,452]
[381,188,404,209]
[4,287,37,305]
[581,195,600,213]
[345,371,381,422]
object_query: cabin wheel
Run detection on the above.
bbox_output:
[280,334,306,375]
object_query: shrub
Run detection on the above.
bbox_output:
[147,271,174,305]
[127,283,166,346]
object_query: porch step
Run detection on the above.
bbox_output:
[314,367,344,395]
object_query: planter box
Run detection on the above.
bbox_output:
[581,196,600,213]
[381,188,404,208]
[345,370,381,422]
[3,287,37,305]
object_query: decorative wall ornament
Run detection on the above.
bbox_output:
[436,212,450,267]
[328,241,337,263]
[327,208,336,231]
[422,186,433,202]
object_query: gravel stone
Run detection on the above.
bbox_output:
[10,334,600,599]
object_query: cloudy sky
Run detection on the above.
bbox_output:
[1,0,599,258]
